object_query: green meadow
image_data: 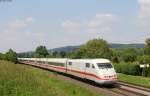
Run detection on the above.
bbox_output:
[118,73,150,87]
[0,60,103,96]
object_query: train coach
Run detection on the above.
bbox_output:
[18,58,117,84]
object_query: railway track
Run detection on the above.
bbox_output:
[20,61,150,96]
[117,82,150,96]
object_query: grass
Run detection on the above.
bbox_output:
[118,73,150,87]
[0,60,104,96]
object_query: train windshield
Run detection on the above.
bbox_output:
[97,63,112,69]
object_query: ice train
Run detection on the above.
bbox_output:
[18,58,117,84]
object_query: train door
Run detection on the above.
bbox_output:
[85,63,96,81]
[85,63,91,79]
[65,59,68,73]
[79,62,86,78]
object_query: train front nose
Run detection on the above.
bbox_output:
[102,74,117,84]
[96,74,117,84]
[104,74,117,79]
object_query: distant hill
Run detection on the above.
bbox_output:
[48,46,80,53]
[48,43,144,53]
[18,43,145,57]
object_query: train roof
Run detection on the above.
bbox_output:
[68,58,110,63]
[18,58,111,63]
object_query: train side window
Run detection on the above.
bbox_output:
[69,62,72,66]
[92,64,95,69]
[86,63,90,68]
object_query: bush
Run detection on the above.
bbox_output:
[114,62,141,76]
[142,67,150,77]
[5,49,18,64]
[0,53,6,60]
[142,66,150,77]
[114,63,122,73]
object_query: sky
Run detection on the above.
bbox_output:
[0,0,150,52]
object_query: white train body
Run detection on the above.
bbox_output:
[18,58,117,84]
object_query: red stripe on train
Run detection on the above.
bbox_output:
[43,64,117,80]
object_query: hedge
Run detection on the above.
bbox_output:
[142,67,150,77]
[113,62,141,76]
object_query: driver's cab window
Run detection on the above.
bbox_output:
[92,64,95,69]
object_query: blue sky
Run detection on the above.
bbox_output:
[0,0,150,52]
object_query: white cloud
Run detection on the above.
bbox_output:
[86,14,115,33]
[25,17,33,23]
[62,13,116,33]
[1,17,34,41]
[2,17,33,35]
[62,20,82,31]
[0,17,46,52]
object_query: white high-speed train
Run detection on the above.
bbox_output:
[18,58,117,84]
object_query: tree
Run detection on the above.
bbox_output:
[46,52,53,58]
[70,45,87,59]
[17,52,33,58]
[111,49,120,63]
[51,51,63,58]
[121,48,138,62]
[138,55,150,64]
[5,49,18,63]
[34,45,49,58]
[52,51,58,57]
[59,51,67,58]
[144,38,150,55]
[71,38,112,59]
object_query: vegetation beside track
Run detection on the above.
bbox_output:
[0,60,103,96]
[117,73,150,88]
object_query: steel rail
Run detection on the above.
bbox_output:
[117,82,150,96]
